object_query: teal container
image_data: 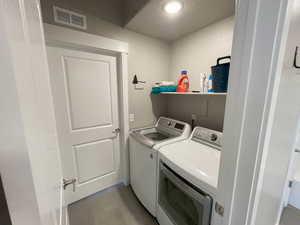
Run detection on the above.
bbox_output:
[151,85,177,94]
[151,86,161,94]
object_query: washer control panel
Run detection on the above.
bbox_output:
[192,127,223,149]
[157,117,187,132]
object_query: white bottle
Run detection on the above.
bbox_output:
[200,73,207,92]
[208,74,213,92]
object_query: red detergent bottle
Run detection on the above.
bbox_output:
[176,70,189,92]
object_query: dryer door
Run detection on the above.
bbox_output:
[158,162,212,225]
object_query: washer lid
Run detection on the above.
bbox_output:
[130,127,177,148]
[159,140,221,195]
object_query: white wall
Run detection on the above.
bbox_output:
[165,17,234,131]
[289,130,300,209]
[295,133,300,177]
[251,0,300,224]
[286,1,300,208]
[40,1,170,129]
[170,16,234,90]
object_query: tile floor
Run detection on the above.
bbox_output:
[69,185,158,225]
[0,177,12,225]
[69,184,300,225]
[280,205,300,225]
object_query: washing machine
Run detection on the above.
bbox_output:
[157,126,223,225]
[129,117,191,217]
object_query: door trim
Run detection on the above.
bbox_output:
[43,24,130,185]
[216,0,294,225]
[44,24,128,53]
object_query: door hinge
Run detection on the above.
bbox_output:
[63,178,76,192]
[215,202,224,217]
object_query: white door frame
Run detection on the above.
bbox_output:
[43,24,131,185]
[216,0,295,225]
[0,1,65,225]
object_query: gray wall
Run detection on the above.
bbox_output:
[40,0,170,129]
[0,176,11,225]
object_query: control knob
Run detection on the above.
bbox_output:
[210,133,218,142]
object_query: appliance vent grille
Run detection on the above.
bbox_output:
[53,6,87,30]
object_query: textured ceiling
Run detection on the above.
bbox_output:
[125,0,235,41]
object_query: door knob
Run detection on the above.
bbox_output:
[63,178,76,192]
[113,128,121,135]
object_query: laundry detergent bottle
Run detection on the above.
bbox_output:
[176,70,189,92]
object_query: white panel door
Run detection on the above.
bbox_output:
[47,46,120,204]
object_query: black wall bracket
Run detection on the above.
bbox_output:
[132,74,146,84]
[293,46,300,69]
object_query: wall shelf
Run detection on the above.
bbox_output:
[159,92,227,96]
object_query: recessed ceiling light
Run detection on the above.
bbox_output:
[164,1,183,14]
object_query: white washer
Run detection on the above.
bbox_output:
[129,117,191,217]
[157,126,222,225]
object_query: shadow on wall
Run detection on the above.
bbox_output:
[165,95,226,132]
[0,175,12,225]
[150,94,168,124]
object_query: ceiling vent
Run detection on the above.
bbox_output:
[53,6,87,30]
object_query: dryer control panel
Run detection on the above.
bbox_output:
[192,127,223,149]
